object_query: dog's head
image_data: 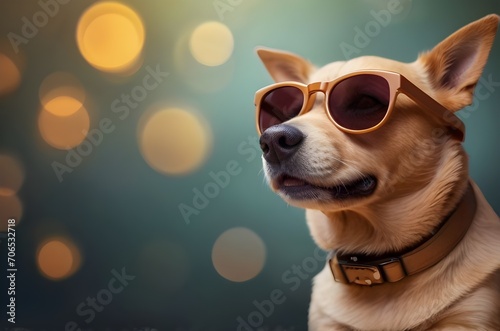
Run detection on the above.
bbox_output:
[255,14,498,216]
[254,15,499,253]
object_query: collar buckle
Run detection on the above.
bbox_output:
[341,264,384,286]
[330,255,407,286]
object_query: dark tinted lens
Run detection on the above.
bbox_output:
[258,86,304,132]
[328,74,390,130]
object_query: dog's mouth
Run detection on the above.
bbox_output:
[275,174,377,201]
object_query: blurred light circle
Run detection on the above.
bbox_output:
[138,108,211,175]
[43,96,84,117]
[0,195,22,232]
[37,238,81,280]
[174,30,235,93]
[76,2,145,73]
[38,103,90,149]
[0,155,24,196]
[212,227,266,282]
[189,21,234,66]
[0,53,21,96]
[39,72,86,116]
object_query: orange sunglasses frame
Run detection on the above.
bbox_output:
[254,70,465,141]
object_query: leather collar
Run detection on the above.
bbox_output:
[328,182,477,286]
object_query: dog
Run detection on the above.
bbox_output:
[254,14,500,330]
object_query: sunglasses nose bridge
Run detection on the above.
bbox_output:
[304,82,329,111]
[307,81,329,95]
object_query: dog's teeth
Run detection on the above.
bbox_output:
[283,177,305,187]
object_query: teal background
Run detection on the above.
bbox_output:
[0,0,499,329]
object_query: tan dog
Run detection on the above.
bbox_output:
[254,14,500,330]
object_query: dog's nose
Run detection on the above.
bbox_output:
[259,124,304,164]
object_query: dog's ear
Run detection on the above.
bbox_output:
[418,14,499,111]
[256,47,314,83]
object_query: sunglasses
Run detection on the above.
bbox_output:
[254,70,465,141]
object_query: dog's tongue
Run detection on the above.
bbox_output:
[283,176,306,187]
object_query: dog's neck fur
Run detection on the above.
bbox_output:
[307,139,469,256]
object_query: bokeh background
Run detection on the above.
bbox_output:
[0,0,499,330]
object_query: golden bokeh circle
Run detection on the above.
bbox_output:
[43,96,84,117]
[37,238,81,281]
[0,195,22,232]
[38,103,90,149]
[189,21,234,66]
[76,2,145,73]
[138,108,211,175]
[0,155,24,196]
[174,30,235,93]
[212,227,266,282]
[0,53,21,96]
[39,72,86,116]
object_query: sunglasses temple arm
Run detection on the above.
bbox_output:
[400,78,465,141]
